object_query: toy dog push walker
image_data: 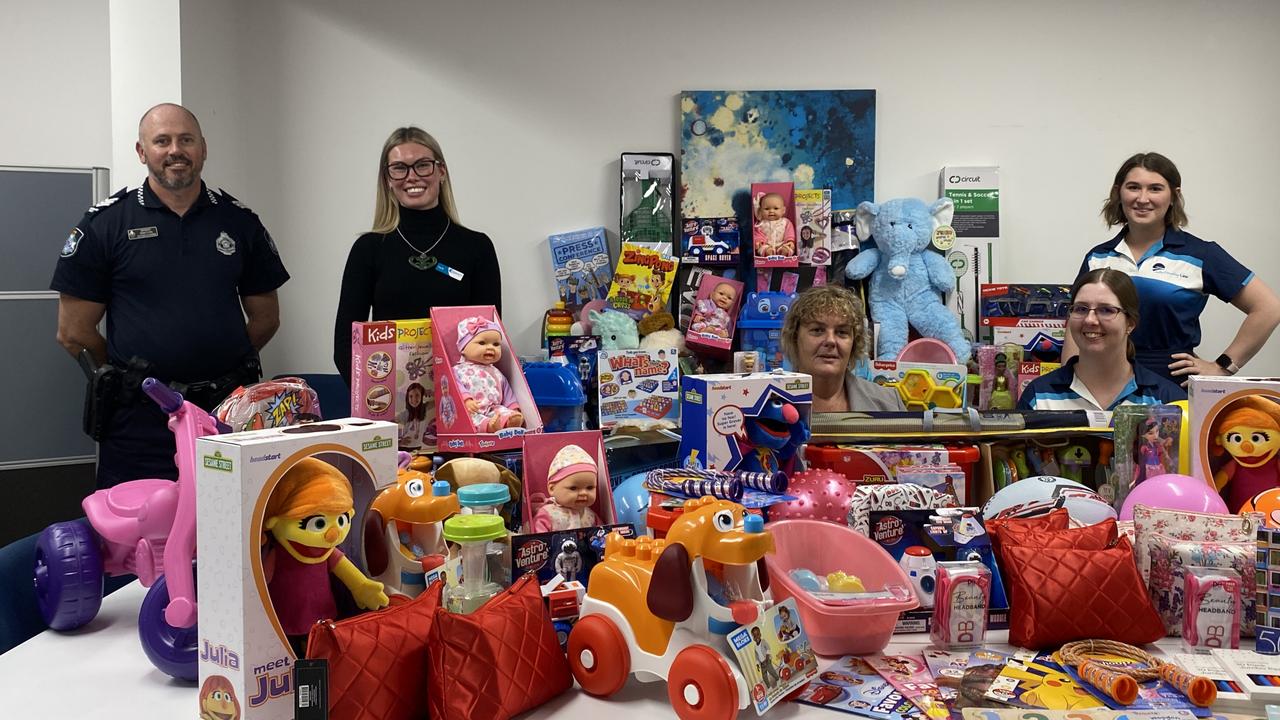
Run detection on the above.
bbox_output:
[568,497,774,720]
[33,378,224,681]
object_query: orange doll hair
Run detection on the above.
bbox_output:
[1209,397,1280,458]
[265,456,354,521]
[199,674,242,720]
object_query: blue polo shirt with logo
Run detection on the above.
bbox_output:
[1017,357,1186,411]
[1079,227,1252,383]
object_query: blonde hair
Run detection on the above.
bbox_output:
[781,285,870,370]
[371,127,460,233]
[265,457,354,521]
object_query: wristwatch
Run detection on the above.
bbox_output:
[1215,353,1240,375]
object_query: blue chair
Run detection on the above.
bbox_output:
[276,373,350,420]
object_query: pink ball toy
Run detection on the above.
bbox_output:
[1118,473,1228,521]
[768,469,856,524]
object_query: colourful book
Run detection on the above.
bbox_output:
[549,227,611,313]
[984,657,1107,711]
[796,655,923,720]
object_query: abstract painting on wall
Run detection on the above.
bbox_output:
[679,89,876,218]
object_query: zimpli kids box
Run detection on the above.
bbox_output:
[679,371,812,474]
[351,318,435,451]
[597,347,680,430]
[430,305,542,452]
[196,419,399,719]
[794,187,833,266]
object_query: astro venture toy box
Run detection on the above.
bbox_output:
[678,371,812,473]
[196,419,399,720]
[351,319,435,452]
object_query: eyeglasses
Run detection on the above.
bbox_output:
[1067,303,1125,320]
[386,159,441,180]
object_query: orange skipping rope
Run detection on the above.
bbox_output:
[1057,639,1216,708]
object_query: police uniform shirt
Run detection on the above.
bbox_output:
[1017,356,1186,411]
[1079,228,1253,382]
[51,181,290,382]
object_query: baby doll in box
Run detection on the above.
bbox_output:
[532,444,601,532]
[689,280,740,341]
[454,316,525,433]
[753,192,795,259]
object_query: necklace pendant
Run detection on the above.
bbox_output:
[408,253,437,271]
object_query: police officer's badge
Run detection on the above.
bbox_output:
[215,231,237,256]
[61,228,84,257]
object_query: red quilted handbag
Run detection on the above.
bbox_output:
[426,573,572,720]
[1002,534,1165,649]
[305,587,442,720]
[985,508,1069,557]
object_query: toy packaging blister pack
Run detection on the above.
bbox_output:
[685,273,744,357]
[620,152,674,245]
[794,188,832,266]
[980,284,1070,362]
[1188,376,1280,514]
[679,371,812,474]
[1112,404,1182,508]
[605,241,677,319]
[830,209,860,253]
[681,216,740,265]
[867,359,968,411]
[547,335,601,429]
[508,523,634,590]
[430,305,542,452]
[597,348,679,430]
[351,318,436,451]
[727,597,819,715]
[751,181,799,268]
[548,227,612,313]
[196,419,399,719]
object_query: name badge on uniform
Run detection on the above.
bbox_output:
[127,226,159,240]
[435,262,464,281]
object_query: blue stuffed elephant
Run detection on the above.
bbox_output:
[845,197,971,361]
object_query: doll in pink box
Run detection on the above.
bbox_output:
[753,192,795,258]
[454,316,525,432]
[689,281,739,340]
[533,444,601,532]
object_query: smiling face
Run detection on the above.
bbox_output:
[796,312,854,382]
[385,142,444,210]
[758,194,786,222]
[136,104,206,192]
[711,282,738,311]
[1069,282,1134,361]
[550,470,597,510]
[1119,166,1175,231]
[1221,424,1280,467]
[461,330,503,364]
[199,677,240,720]
[267,508,353,564]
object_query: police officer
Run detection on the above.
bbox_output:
[51,103,290,488]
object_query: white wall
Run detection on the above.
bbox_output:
[109,0,183,188]
[172,0,1278,377]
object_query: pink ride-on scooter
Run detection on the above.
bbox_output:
[33,378,225,681]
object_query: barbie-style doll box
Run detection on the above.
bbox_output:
[431,305,542,453]
[196,419,398,720]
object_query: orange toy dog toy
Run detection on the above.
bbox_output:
[567,497,774,720]
[363,457,460,598]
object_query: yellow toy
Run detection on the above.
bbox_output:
[825,572,865,593]
[362,457,460,598]
[567,497,774,720]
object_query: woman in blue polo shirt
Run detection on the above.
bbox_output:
[1020,269,1184,411]
[1074,152,1280,384]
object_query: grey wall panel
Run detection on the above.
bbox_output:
[0,168,97,293]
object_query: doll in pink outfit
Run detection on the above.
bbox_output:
[453,316,524,432]
[533,443,601,532]
[689,281,738,339]
[753,192,795,258]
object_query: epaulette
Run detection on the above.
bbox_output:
[217,187,254,213]
[86,186,129,215]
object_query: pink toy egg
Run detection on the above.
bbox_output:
[1118,473,1229,521]
[769,469,856,524]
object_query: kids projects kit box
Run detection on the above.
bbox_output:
[679,371,812,473]
[350,318,436,451]
[196,419,399,720]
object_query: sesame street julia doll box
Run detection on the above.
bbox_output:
[196,418,399,720]
[431,305,542,453]
[1189,375,1280,513]
[679,371,812,474]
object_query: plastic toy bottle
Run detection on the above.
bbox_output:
[443,514,507,614]
[543,302,574,347]
[458,482,513,585]
[522,361,587,432]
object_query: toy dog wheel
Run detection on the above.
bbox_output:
[138,573,199,681]
[567,614,630,697]
[667,645,740,720]
[34,519,104,630]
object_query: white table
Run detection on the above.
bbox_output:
[0,583,1261,719]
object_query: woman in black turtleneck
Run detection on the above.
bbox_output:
[333,127,502,385]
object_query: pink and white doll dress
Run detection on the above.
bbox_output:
[454,317,521,431]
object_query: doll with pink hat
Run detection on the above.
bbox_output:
[532,443,601,532]
[453,316,525,433]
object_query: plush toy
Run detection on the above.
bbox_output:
[638,309,686,354]
[845,197,971,361]
[589,308,640,350]
[1210,396,1280,512]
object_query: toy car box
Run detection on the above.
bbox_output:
[679,371,812,473]
[351,318,435,451]
[196,419,399,720]
[431,305,542,452]
[680,216,741,265]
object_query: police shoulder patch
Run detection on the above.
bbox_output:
[61,228,84,257]
[86,187,128,214]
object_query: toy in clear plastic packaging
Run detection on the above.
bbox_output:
[754,192,797,265]
[453,316,525,432]
[931,561,991,649]
[737,292,798,370]
[620,153,674,245]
